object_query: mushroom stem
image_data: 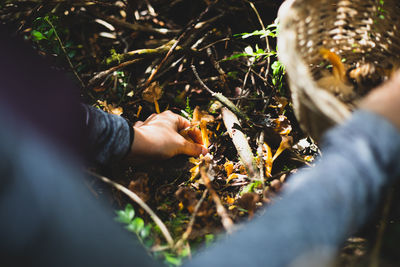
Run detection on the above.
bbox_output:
[272,137,292,162]
[154,98,160,113]
[320,48,347,83]
[263,143,273,178]
[200,121,209,147]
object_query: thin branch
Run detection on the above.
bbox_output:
[88,58,142,87]
[45,17,85,88]
[191,64,251,123]
[199,158,234,233]
[257,131,265,185]
[247,1,271,79]
[174,189,208,249]
[143,2,217,88]
[87,170,174,247]
[89,9,177,35]
[105,40,181,66]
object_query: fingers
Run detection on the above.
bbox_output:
[179,140,208,157]
[187,127,202,144]
[144,113,157,123]
[134,120,144,127]
[176,113,191,130]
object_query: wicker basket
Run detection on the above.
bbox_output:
[277,0,400,141]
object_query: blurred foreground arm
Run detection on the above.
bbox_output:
[187,73,400,267]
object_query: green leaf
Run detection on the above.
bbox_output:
[224,53,250,61]
[129,217,145,233]
[241,181,262,194]
[164,254,182,266]
[205,234,214,247]
[140,224,151,239]
[179,246,190,258]
[47,28,55,38]
[125,204,135,219]
[115,211,131,224]
[31,30,47,41]
[272,60,285,78]
[67,50,76,59]
[115,204,135,224]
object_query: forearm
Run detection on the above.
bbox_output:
[82,104,133,165]
[187,110,400,267]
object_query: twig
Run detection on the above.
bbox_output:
[174,189,208,249]
[247,1,271,79]
[198,37,231,52]
[45,17,85,88]
[87,170,174,247]
[89,9,177,35]
[88,58,142,87]
[199,158,234,233]
[191,64,251,123]
[222,107,258,180]
[143,2,217,88]
[105,40,181,66]
[257,131,265,185]
[236,65,251,108]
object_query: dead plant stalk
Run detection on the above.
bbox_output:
[222,107,258,180]
[87,170,174,247]
[199,160,234,233]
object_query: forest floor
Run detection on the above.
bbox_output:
[1,0,400,266]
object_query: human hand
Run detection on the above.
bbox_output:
[127,111,208,162]
[360,71,400,130]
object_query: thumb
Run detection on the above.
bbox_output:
[179,140,208,157]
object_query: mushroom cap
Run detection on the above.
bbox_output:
[142,81,163,103]
[192,106,214,125]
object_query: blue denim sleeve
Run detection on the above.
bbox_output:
[187,110,400,267]
[82,105,133,165]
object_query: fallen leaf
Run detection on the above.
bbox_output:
[142,81,163,113]
[272,115,292,135]
[175,187,198,214]
[224,160,234,176]
[226,196,235,205]
[97,100,123,116]
[237,192,260,217]
[128,172,150,202]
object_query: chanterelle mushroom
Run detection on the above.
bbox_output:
[192,106,214,148]
[142,81,163,113]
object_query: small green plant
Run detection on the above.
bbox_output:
[112,70,130,102]
[185,97,194,118]
[107,48,124,65]
[30,14,84,86]
[225,22,286,94]
[115,204,154,248]
[31,15,76,60]
[271,60,286,92]
[226,23,278,61]
[115,204,193,266]
[235,23,278,39]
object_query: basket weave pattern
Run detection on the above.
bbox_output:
[278,0,400,140]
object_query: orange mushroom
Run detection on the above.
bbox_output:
[263,136,293,177]
[272,136,293,162]
[318,48,353,96]
[142,81,163,113]
[191,106,214,148]
[224,160,234,177]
